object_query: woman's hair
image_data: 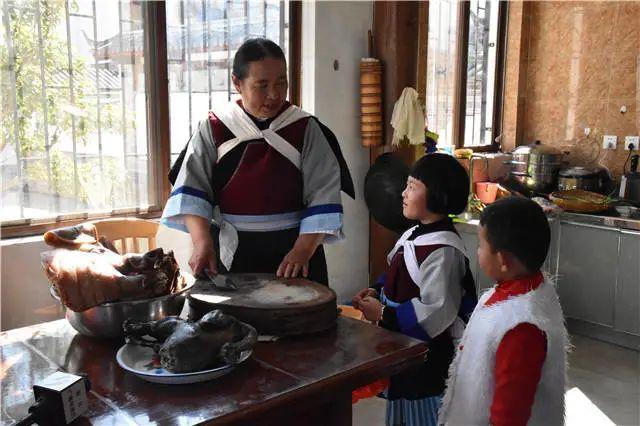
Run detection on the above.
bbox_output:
[410,153,469,215]
[480,196,551,273]
[232,38,286,80]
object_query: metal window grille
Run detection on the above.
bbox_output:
[165,0,289,161]
[1,0,150,225]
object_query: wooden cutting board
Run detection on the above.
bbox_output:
[186,274,337,336]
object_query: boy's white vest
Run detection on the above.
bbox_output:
[439,277,568,426]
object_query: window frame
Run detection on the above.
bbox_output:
[1,0,300,239]
[452,0,508,152]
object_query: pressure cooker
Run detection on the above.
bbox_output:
[558,166,611,194]
[507,140,564,193]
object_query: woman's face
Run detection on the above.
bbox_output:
[233,57,288,119]
[402,177,428,220]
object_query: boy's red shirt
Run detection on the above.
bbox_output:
[485,271,547,426]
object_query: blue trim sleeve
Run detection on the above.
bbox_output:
[372,272,387,293]
[301,203,343,219]
[396,300,432,342]
[169,185,214,205]
[299,212,344,242]
[161,191,214,232]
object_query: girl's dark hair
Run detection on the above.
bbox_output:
[232,38,286,80]
[479,197,550,273]
[410,153,470,215]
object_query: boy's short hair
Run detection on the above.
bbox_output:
[410,153,469,215]
[480,197,550,272]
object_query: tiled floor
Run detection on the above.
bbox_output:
[353,334,640,426]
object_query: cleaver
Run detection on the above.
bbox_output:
[203,269,239,291]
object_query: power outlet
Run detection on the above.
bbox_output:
[603,135,617,150]
[624,135,640,150]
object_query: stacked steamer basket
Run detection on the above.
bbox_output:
[186,274,337,336]
[360,30,383,147]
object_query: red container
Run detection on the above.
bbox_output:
[475,182,499,204]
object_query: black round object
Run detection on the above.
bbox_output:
[364,153,416,234]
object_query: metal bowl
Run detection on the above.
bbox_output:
[50,274,194,339]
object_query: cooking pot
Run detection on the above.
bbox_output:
[507,140,564,193]
[558,166,610,193]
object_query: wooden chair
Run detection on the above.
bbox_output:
[90,218,158,254]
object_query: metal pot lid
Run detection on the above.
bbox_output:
[559,166,603,177]
[512,140,562,156]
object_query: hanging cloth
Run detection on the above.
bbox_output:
[390,87,425,146]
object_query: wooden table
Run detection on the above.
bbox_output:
[1,318,426,425]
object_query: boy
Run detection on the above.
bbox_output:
[439,197,567,425]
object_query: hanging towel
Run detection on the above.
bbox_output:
[390,87,425,146]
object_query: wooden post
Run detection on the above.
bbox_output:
[368,1,423,283]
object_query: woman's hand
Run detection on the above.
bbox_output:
[277,233,325,279]
[184,215,217,277]
[352,288,378,309]
[189,238,217,277]
[358,297,384,323]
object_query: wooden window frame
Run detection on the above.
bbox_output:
[1,1,301,239]
[452,0,508,152]
[288,0,302,106]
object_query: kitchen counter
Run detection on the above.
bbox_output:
[455,210,640,233]
[1,318,426,425]
[560,211,640,232]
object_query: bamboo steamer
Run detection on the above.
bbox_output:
[360,58,383,147]
[186,274,337,336]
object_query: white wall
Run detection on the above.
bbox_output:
[0,1,374,330]
[1,237,66,330]
[303,1,373,303]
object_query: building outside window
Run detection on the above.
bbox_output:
[1,0,289,236]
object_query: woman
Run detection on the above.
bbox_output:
[163,38,353,285]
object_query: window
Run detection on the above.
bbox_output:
[425,0,506,149]
[425,0,459,149]
[165,0,289,163]
[1,0,152,226]
[1,0,292,237]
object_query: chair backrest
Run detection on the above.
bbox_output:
[90,218,159,254]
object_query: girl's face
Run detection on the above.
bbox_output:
[232,57,288,119]
[402,177,429,220]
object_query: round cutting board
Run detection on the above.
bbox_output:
[186,274,337,336]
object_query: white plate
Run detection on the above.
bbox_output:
[116,343,251,384]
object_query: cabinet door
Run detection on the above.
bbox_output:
[614,230,640,334]
[557,222,618,326]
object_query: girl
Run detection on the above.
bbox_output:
[353,153,477,426]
